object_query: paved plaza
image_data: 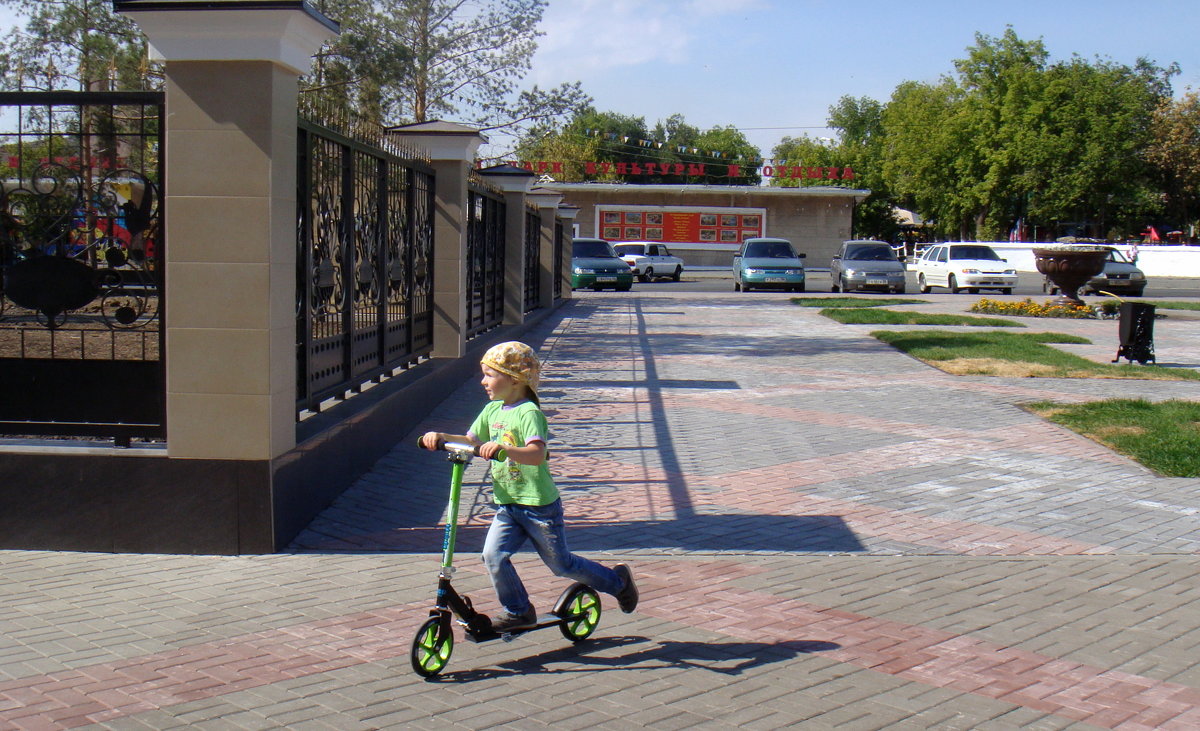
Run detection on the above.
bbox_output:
[2,290,1200,729]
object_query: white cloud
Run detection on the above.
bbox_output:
[532,0,766,84]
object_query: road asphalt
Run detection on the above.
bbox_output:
[2,290,1199,729]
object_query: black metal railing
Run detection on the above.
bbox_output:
[554,220,564,300]
[0,91,165,443]
[523,205,541,313]
[465,174,505,338]
[296,115,434,415]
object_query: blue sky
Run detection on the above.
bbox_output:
[531,0,1200,157]
[2,1,1196,159]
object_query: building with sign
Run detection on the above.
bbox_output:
[536,182,870,266]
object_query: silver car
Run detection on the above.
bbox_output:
[830,240,906,294]
[1043,248,1146,297]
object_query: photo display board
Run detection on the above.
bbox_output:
[596,206,766,245]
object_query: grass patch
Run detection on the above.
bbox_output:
[1024,399,1200,476]
[871,329,1200,380]
[1146,300,1200,311]
[821,308,1023,327]
[791,296,929,308]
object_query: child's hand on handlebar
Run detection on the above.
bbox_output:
[419,432,442,450]
[476,441,505,461]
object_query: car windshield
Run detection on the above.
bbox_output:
[1108,249,1130,263]
[744,241,796,258]
[574,240,617,258]
[845,244,894,261]
[615,244,645,256]
[949,245,1001,261]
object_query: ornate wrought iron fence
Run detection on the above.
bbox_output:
[297,116,434,415]
[465,174,505,338]
[0,91,164,444]
[523,205,541,313]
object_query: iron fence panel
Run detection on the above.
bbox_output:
[297,118,434,415]
[0,91,164,444]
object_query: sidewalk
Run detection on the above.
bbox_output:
[2,291,1199,729]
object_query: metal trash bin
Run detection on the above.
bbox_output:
[1112,302,1155,365]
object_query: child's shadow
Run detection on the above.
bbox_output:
[425,635,840,683]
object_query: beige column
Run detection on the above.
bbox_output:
[116,2,337,460]
[388,122,486,358]
[478,164,536,324]
[528,190,564,315]
[556,205,580,301]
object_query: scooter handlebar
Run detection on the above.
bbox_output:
[416,436,506,461]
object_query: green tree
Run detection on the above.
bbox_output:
[1147,91,1200,233]
[518,108,761,185]
[0,0,156,91]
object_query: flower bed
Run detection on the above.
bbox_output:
[969,297,1097,319]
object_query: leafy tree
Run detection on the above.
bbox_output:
[517,108,761,185]
[0,0,156,91]
[1145,91,1200,234]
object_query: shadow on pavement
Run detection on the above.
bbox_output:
[425,635,842,683]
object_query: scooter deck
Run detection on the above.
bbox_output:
[465,613,563,643]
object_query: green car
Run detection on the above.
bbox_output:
[571,238,634,291]
[733,237,806,292]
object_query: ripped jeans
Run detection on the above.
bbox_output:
[481,499,623,616]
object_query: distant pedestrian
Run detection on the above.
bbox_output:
[1129,242,1139,265]
[420,341,639,630]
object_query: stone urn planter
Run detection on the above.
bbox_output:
[1032,244,1110,306]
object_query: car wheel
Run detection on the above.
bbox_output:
[948,274,961,294]
[893,285,906,294]
[1131,288,1145,297]
[795,284,805,293]
[918,274,931,294]
[671,266,682,281]
[638,268,651,283]
[1000,288,1012,295]
[734,280,741,292]
[616,283,632,292]
[968,287,979,294]
[840,276,851,293]
[830,275,840,293]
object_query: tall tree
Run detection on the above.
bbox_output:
[1147,91,1200,233]
[517,108,761,184]
[0,0,156,91]
[374,0,588,147]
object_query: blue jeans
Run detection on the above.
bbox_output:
[481,499,622,615]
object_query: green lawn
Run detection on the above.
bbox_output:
[821,308,1023,327]
[791,297,929,308]
[1024,399,1200,476]
[1146,300,1200,311]
[871,329,1200,380]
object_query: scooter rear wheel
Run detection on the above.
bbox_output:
[411,616,453,677]
[558,585,602,642]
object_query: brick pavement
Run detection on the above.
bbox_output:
[2,290,1199,729]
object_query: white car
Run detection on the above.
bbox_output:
[612,242,684,282]
[913,243,1018,294]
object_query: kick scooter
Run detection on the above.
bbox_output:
[410,438,603,678]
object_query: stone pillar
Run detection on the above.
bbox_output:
[388,122,486,358]
[477,164,536,324]
[115,1,337,460]
[556,205,580,301]
[528,189,563,316]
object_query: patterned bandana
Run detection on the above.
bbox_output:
[480,341,541,403]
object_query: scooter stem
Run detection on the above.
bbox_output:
[441,459,466,572]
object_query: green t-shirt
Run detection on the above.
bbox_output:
[468,399,558,506]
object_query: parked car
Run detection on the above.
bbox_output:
[612,241,684,282]
[1042,247,1146,297]
[913,243,1017,294]
[732,237,806,292]
[571,238,633,291]
[830,239,906,294]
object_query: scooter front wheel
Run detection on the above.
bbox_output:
[558,585,602,642]
[411,616,454,677]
